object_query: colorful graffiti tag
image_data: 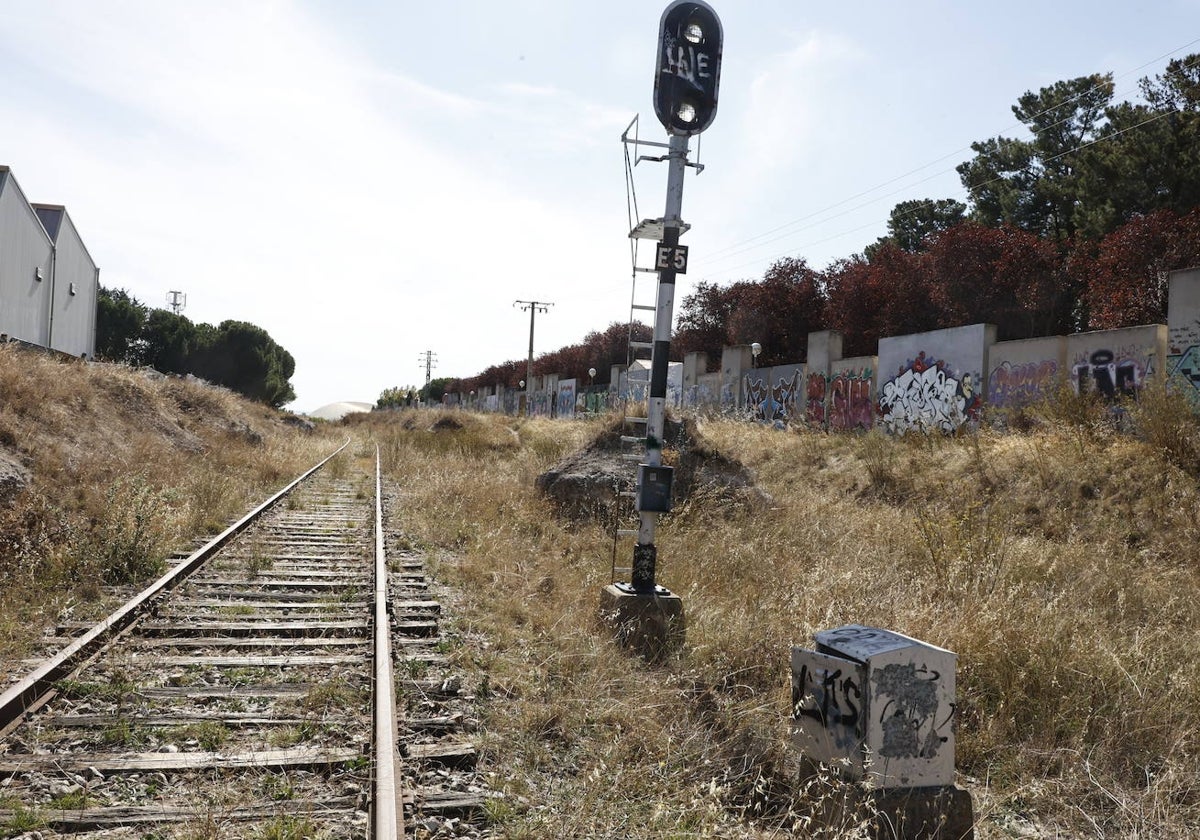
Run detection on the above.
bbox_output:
[1169,345,1200,397]
[987,359,1059,407]
[1071,348,1152,401]
[806,373,826,428]
[745,375,775,422]
[774,370,803,424]
[879,353,980,434]
[828,369,874,431]
[557,379,576,418]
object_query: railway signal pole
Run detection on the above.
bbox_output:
[602,0,723,659]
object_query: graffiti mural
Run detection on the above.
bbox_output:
[1071,348,1152,401]
[529,391,552,417]
[879,353,980,434]
[987,359,1059,407]
[744,374,775,422]
[1168,318,1200,402]
[806,373,827,428]
[828,369,874,431]
[556,379,576,418]
[1169,345,1200,396]
[773,370,803,424]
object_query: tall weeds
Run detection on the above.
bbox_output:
[370,401,1200,838]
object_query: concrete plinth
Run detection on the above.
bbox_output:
[807,779,975,840]
[598,583,685,661]
[870,786,974,840]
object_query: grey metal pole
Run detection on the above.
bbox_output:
[526,305,535,412]
[631,132,690,592]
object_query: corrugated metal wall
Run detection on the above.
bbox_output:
[0,169,98,358]
[45,210,99,358]
[0,170,54,347]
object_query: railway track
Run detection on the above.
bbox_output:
[0,444,486,839]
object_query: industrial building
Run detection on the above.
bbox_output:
[0,165,98,358]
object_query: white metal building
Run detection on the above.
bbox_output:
[0,165,98,358]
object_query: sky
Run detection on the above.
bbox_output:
[2,1,1198,412]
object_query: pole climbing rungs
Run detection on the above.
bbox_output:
[630,341,653,350]
[632,303,656,311]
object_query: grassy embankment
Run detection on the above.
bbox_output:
[358,388,1200,839]
[0,343,340,673]
[3,338,1198,837]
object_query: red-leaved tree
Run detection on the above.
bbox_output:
[923,222,1074,339]
[1075,208,1200,329]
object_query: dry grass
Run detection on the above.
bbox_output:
[5,343,1199,837]
[366,405,1200,838]
[0,344,339,667]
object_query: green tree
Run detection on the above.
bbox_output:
[420,377,452,403]
[95,287,148,363]
[376,386,414,409]
[1076,56,1200,239]
[191,320,296,408]
[141,309,197,375]
[865,198,967,257]
[958,74,1114,242]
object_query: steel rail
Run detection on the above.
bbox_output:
[372,444,403,838]
[0,438,351,734]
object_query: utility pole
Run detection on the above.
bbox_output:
[514,300,553,415]
[417,351,438,400]
[166,291,187,315]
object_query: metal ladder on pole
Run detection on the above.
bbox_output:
[611,116,694,583]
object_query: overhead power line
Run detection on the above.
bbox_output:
[693,41,1200,277]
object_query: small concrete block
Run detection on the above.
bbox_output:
[598,583,685,661]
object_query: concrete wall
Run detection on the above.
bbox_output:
[828,356,877,431]
[878,324,996,434]
[986,336,1067,408]
[722,345,753,410]
[683,352,707,387]
[1066,324,1167,401]
[1167,267,1200,401]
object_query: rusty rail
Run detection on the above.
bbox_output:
[373,444,403,838]
[0,439,350,734]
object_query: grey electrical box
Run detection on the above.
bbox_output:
[636,464,674,513]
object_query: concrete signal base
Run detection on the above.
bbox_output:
[598,583,685,662]
[804,776,974,840]
[868,786,974,840]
